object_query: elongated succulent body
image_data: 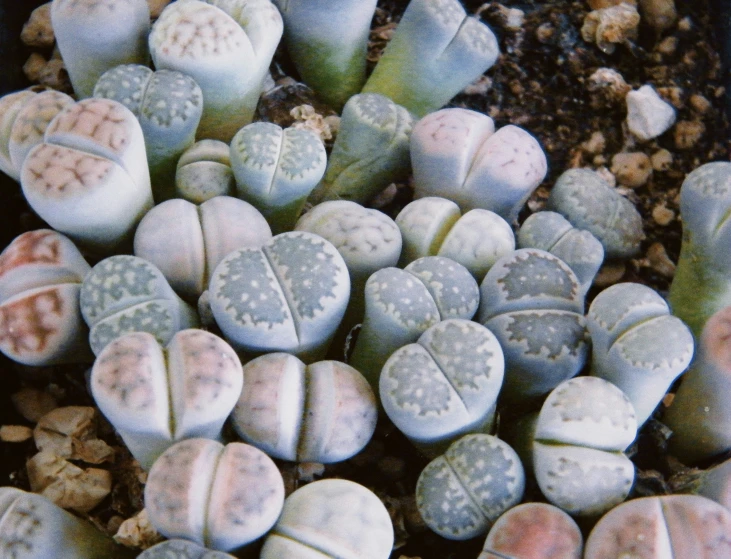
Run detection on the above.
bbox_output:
[175,139,236,203]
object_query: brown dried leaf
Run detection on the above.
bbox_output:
[113,509,165,550]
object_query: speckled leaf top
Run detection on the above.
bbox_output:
[93,64,153,115]
[351,93,399,129]
[8,91,74,165]
[233,122,280,170]
[366,267,440,329]
[615,315,694,371]
[138,539,237,559]
[677,161,731,250]
[0,489,45,557]
[503,311,587,359]
[404,257,479,320]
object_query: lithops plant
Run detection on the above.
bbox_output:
[260,478,394,559]
[93,64,204,202]
[0,90,37,180]
[361,0,499,117]
[175,139,236,203]
[308,93,413,205]
[663,305,731,464]
[546,167,644,258]
[137,540,236,559]
[587,282,694,425]
[0,487,135,559]
[380,319,504,456]
[668,161,731,338]
[145,438,285,552]
[50,0,151,99]
[0,229,92,366]
[396,197,515,280]
[478,502,583,559]
[674,455,731,510]
[20,98,154,254]
[80,255,200,356]
[477,248,590,402]
[91,329,243,470]
[583,494,731,559]
[149,0,282,142]
[229,121,327,233]
[518,211,604,296]
[231,353,377,463]
[416,433,525,540]
[272,0,378,109]
[208,231,350,361]
[411,109,548,223]
[134,196,272,301]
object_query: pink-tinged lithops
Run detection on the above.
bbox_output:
[0,90,38,180]
[230,121,327,233]
[416,434,525,540]
[175,139,236,203]
[664,305,731,464]
[584,494,731,559]
[208,231,350,361]
[91,329,243,470]
[411,109,547,222]
[80,255,200,355]
[478,502,583,559]
[51,0,150,99]
[138,539,236,559]
[20,98,154,254]
[396,197,515,280]
[0,487,134,559]
[518,211,604,297]
[93,64,204,202]
[145,438,285,552]
[361,0,499,117]
[380,319,504,455]
[231,353,377,463]
[0,229,92,366]
[149,0,282,142]
[134,196,272,301]
[477,248,589,402]
[587,282,694,425]
[546,168,644,258]
[260,478,394,559]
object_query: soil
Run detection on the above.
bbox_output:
[0,1,729,558]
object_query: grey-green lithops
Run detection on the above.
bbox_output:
[175,139,236,203]
[546,168,644,258]
[416,433,525,540]
[587,282,694,425]
[137,539,236,559]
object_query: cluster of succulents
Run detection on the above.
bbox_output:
[0,0,729,558]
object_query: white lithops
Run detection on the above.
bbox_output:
[396,197,516,279]
[91,329,243,470]
[411,109,548,222]
[175,139,235,203]
[231,353,377,463]
[134,196,272,301]
[145,438,285,552]
[80,255,200,355]
[138,540,236,559]
[587,282,694,425]
[208,231,350,361]
[477,248,590,402]
[416,434,525,540]
[260,478,394,559]
[380,319,504,455]
[404,257,480,320]
[230,121,327,233]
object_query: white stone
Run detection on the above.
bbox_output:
[625,85,676,141]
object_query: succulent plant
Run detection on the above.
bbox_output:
[149,0,282,142]
[477,248,589,402]
[396,197,516,280]
[134,196,272,301]
[411,109,548,222]
[0,487,134,558]
[208,231,350,361]
[231,352,377,463]
[583,494,731,558]
[546,167,645,258]
[80,255,200,356]
[478,502,583,559]
[259,478,394,559]
[361,0,499,117]
[416,433,525,540]
[308,93,413,205]
[175,139,236,203]
[586,282,694,425]
[668,161,731,338]
[50,0,151,99]
[93,64,204,202]
[230,121,327,233]
[272,0,378,109]
[91,329,243,470]
[518,211,605,296]
[137,540,236,559]
[145,438,285,552]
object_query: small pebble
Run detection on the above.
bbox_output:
[11,388,57,423]
[652,203,675,225]
[651,148,673,171]
[626,84,677,141]
[639,0,677,31]
[588,0,636,8]
[611,152,652,188]
[689,94,712,115]
[581,3,640,54]
[23,52,46,82]
[656,86,684,109]
[655,36,678,55]
[594,261,627,287]
[0,425,33,443]
[674,120,705,150]
[20,3,54,48]
[535,22,555,43]
[645,242,676,277]
[582,131,606,154]
[587,68,631,108]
